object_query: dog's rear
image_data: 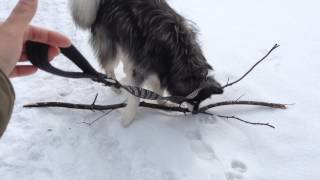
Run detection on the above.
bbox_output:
[69,0,223,126]
[69,0,100,29]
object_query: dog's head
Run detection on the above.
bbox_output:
[167,60,223,111]
[185,76,223,111]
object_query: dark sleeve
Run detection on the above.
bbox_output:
[0,69,15,138]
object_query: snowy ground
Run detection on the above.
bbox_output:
[1,0,320,180]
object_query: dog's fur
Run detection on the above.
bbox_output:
[69,0,223,126]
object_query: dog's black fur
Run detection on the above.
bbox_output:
[70,0,223,124]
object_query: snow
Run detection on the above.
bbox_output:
[1,0,320,180]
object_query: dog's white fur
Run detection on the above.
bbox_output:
[69,0,163,126]
[120,53,164,127]
[69,0,100,29]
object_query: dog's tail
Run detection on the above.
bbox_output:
[69,0,100,29]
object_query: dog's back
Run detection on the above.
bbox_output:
[82,0,211,92]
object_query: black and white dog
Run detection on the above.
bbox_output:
[69,0,223,126]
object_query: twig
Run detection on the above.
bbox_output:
[216,114,275,129]
[199,100,287,113]
[235,94,246,101]
[89,93,99,112]
[82,110,113,126]
[139,102,189,113]
[223,44,280,88]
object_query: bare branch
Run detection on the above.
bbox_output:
[139,102,189,113]
[23,44,286,129]
[24,100,287,114]
[24,99,288,128]
[24,102,127,111]
[82,110,113,126]
[235,94,246,101]
[24,101,189,113]
[216,114,275,129]
[199,100,287,113]
[223,44,280,88]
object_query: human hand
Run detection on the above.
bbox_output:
[0,0,71,77]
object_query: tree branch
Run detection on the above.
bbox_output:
[23,101,189,113]
[23,44,286,129]
[223,44,280,88]
[24,100,287,113]
[199,100,287,112]
[24,102,127,111]
[216,114,275,129]
[24,100,285,129]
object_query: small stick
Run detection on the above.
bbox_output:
[82,110,113,126]
[199,100,287,112]
[235,94,246,101]
[139,102,189,113]
[223,44,280,88]
[216,114,275,129]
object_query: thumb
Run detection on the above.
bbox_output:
[5,0,38,32]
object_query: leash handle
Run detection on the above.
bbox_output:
[26,41,104,79]
[59,44,99,76]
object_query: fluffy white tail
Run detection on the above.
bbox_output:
[69,0,100,29]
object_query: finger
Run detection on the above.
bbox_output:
[19,46,60,61]
[9,65,38,78]
[25,25,71,47]
[4,0,38,33]
[19,54,28,62]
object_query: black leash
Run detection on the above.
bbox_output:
[25,41,199,104]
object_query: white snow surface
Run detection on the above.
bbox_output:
[1,0,320,180]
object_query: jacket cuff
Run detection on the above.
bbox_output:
[0,69,15,138]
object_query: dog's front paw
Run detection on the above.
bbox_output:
[186,103,195,112]
[121,109,137,127]
[121,115,134,127]
[121,96,139,127]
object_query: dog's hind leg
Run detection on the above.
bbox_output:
[91,27,121,94]
[103,60,121,94]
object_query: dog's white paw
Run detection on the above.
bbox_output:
[121,106,137,127]
[185,102,195,112]
[121,95,139,127]
[121,115,134,127]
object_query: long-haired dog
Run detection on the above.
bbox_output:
[69,0,223,126]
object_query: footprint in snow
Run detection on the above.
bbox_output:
[185,129,249,180]
[225,160,248,180]
[185,130,217,161]
[231,160,247,173]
